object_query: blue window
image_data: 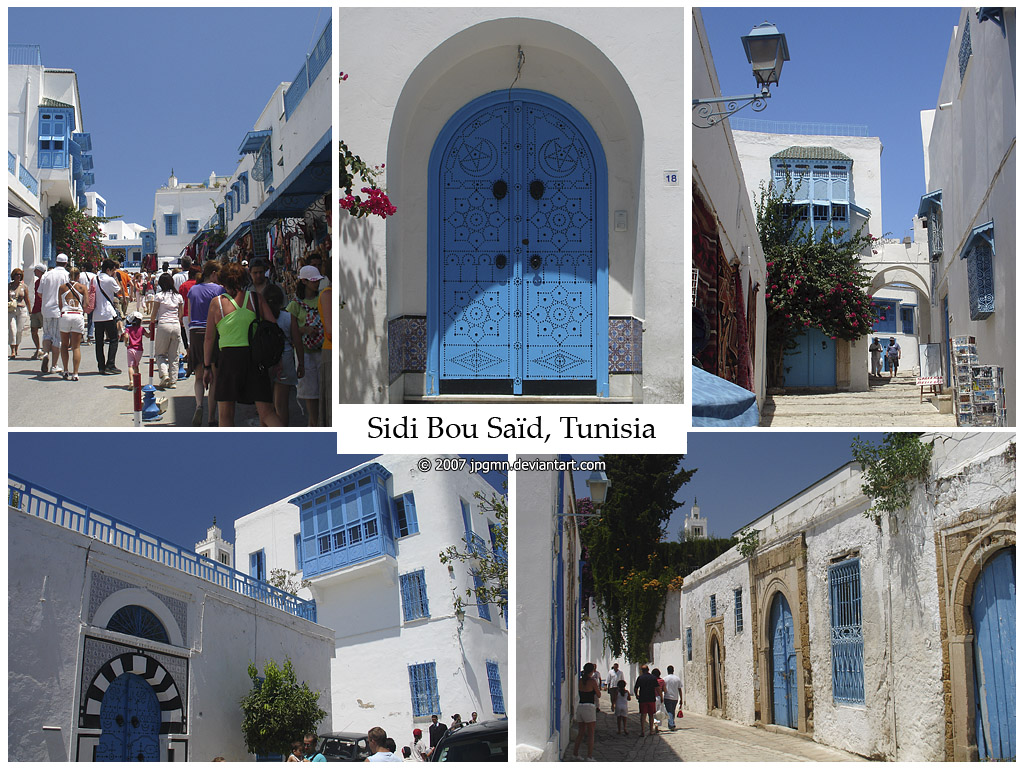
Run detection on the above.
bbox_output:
[686,628,692,661]
[217,205,225,231]
[408,662,440,716]
[164,214,178,237]
[109,234,117,240]
[226,193,234,221]
[485,661,505,715]
[900,306,915,335]
[461,499,473,533]
[872,299,899,333]
[400,570,430,621]
[474,571,491,621]
[96,200,105,217]
[38,109,72,169]
[240,172,249,204]
[187,219,199,234]
[294,533,303,570]
[249,550,266,582]
[106,605,170,644]
[829,558,865,704]
[392,493,418,537]
[710,594,717,617]
[231,182,241,213]
[734,588,743,632]
[959,17,972,82]
[962,222,995,321]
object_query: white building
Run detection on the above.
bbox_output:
[683,499,708,539]
[8,44,95,281]
[152,170,229,266]
[516,456,581,761]
[340,9,686,403]
[234,455,508,736]
[691,9,768,417]
[919,8,1016,424]
[679,432,1015,760]
[8,475,334,762]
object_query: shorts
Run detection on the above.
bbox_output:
[42,316,61,343]
[638,701,656,716]
[215,345,272,405]
[127,347,143,369]
[30,312,43,330]
[296,348,321,399]
[274,349,298,387]
[576,703,597,723]
[189,328,206,370]
[59,313,85,336]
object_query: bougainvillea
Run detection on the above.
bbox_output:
[340,70,396,220]
[51,201,109,269]
[755,180,877,387]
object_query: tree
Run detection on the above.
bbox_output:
[755,179,877,387]
[851,432,934,524]
[581,456,695,662]
[51,201,114,269]
[438,489,508,618]
[268,568,310,596]
[239,658,327,758]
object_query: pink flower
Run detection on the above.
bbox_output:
[340,72,349,81]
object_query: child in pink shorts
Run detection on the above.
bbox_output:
[122,312,151,389]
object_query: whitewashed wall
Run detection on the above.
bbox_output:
[341,8,685,403]
[9,505,334,762]
[691,9,768,408]
[921,9,1016,423]
[152,183,222,263]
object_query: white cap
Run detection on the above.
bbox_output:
[298,265,324,281]
[56,253,69,264]
[33,263,47,273]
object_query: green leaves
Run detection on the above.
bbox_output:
[851,433,934,524]
[438,490,508,618]
[239,657,327,758]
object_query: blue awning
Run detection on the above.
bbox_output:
[215,221,252,255]
[917,189,942,218]
[253,128,330,221]
[239,129,272,155]
[959,220,994,259]
[692,366,760,427]
[850,203,871,218]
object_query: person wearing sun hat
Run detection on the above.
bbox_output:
[286,264,327,426]
[36,253,70,375]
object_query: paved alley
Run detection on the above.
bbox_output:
[563,702,867,762]
[760,371,956,427]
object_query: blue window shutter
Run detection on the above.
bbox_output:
[408,662,440,716]
[686,628,692,661]
[485,661,505,715]
[404,493,418,534]
[240,173,249,204]
[734,588,743,632]
[461,500,472,533]
[900,307,915,335]
[294,533,303,570]
[474,571,491,621]
[829,558,865,704]
[226,193,234,221]
[250,550,265,581]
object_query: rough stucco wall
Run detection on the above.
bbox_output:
[691,10,768,408]
[924,10,1016,423]
[650,589,682,674]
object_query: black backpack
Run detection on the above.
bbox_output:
[247,293,286,373]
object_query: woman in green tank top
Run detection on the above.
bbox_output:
[203,262,283,427]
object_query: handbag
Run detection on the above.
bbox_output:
[85,277,96,313]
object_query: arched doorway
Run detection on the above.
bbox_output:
[971,547,1015,760]
[769,592,797,728]
[96,673,161,761]
[427,88,608,396]
[708,633,724,712]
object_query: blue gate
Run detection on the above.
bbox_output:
[971,548,1015,760]
[428,90,608,396]
[769,592,798,728]
[783,328,836,387]
[96,673,161,761]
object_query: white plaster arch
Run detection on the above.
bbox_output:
[869,265,930,298]
[386,16,645,322]
[91,587,185,648]
[21,231,37,275]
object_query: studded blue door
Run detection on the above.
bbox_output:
[96,673,161,761]
[769,592,798,728]
[429,90,607,396]
[783,328,836,387]
[971,548,1015,760]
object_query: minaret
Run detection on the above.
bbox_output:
[684,498,707,539]
[195,517,234,567]
[168,168,178,188]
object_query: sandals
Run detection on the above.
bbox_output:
[71,374,79,381]
[62,372,69,381]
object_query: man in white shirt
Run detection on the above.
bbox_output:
[36,252,70,374]
[173,255,191,291]
[408,729,428,762]
[606,662,625,710]
[92,258,124,374]
[661,665,682,731]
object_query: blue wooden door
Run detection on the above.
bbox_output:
[96,673,161,761]
[769,592,798,728]
[971,548,1015,760]
[784,328,836,387]
[431,90,606,395]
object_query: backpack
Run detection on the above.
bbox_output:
[85,277,96,313]
[300,301,324,349]
[247,294,286,373]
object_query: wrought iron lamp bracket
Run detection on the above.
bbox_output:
[692,88,771,129]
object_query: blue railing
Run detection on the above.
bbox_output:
[731,118,869,137]
[9,152,40,197]
[467,530,507,566]
[8,475,317,623]
[9,44,42,66]
[283,20,331,120]
[8,151,15,174]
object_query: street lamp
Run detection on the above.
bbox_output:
[585,470,611,507]
[693,21,790,129]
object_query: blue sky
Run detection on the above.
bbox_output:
[9,7,330,228]
[573,432,883,540]
[701,7,960,240]
[8,435,506,554]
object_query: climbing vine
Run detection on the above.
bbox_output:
[737,527,760,558]
[851,433,934,524]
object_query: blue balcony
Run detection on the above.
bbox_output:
[8,475,317,623]
[283,20,331,120]
[8,151,15,175]
[9,44,42,66]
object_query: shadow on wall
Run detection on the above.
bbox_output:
[340,216,386,403]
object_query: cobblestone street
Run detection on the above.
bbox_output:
[563,702,867,762]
